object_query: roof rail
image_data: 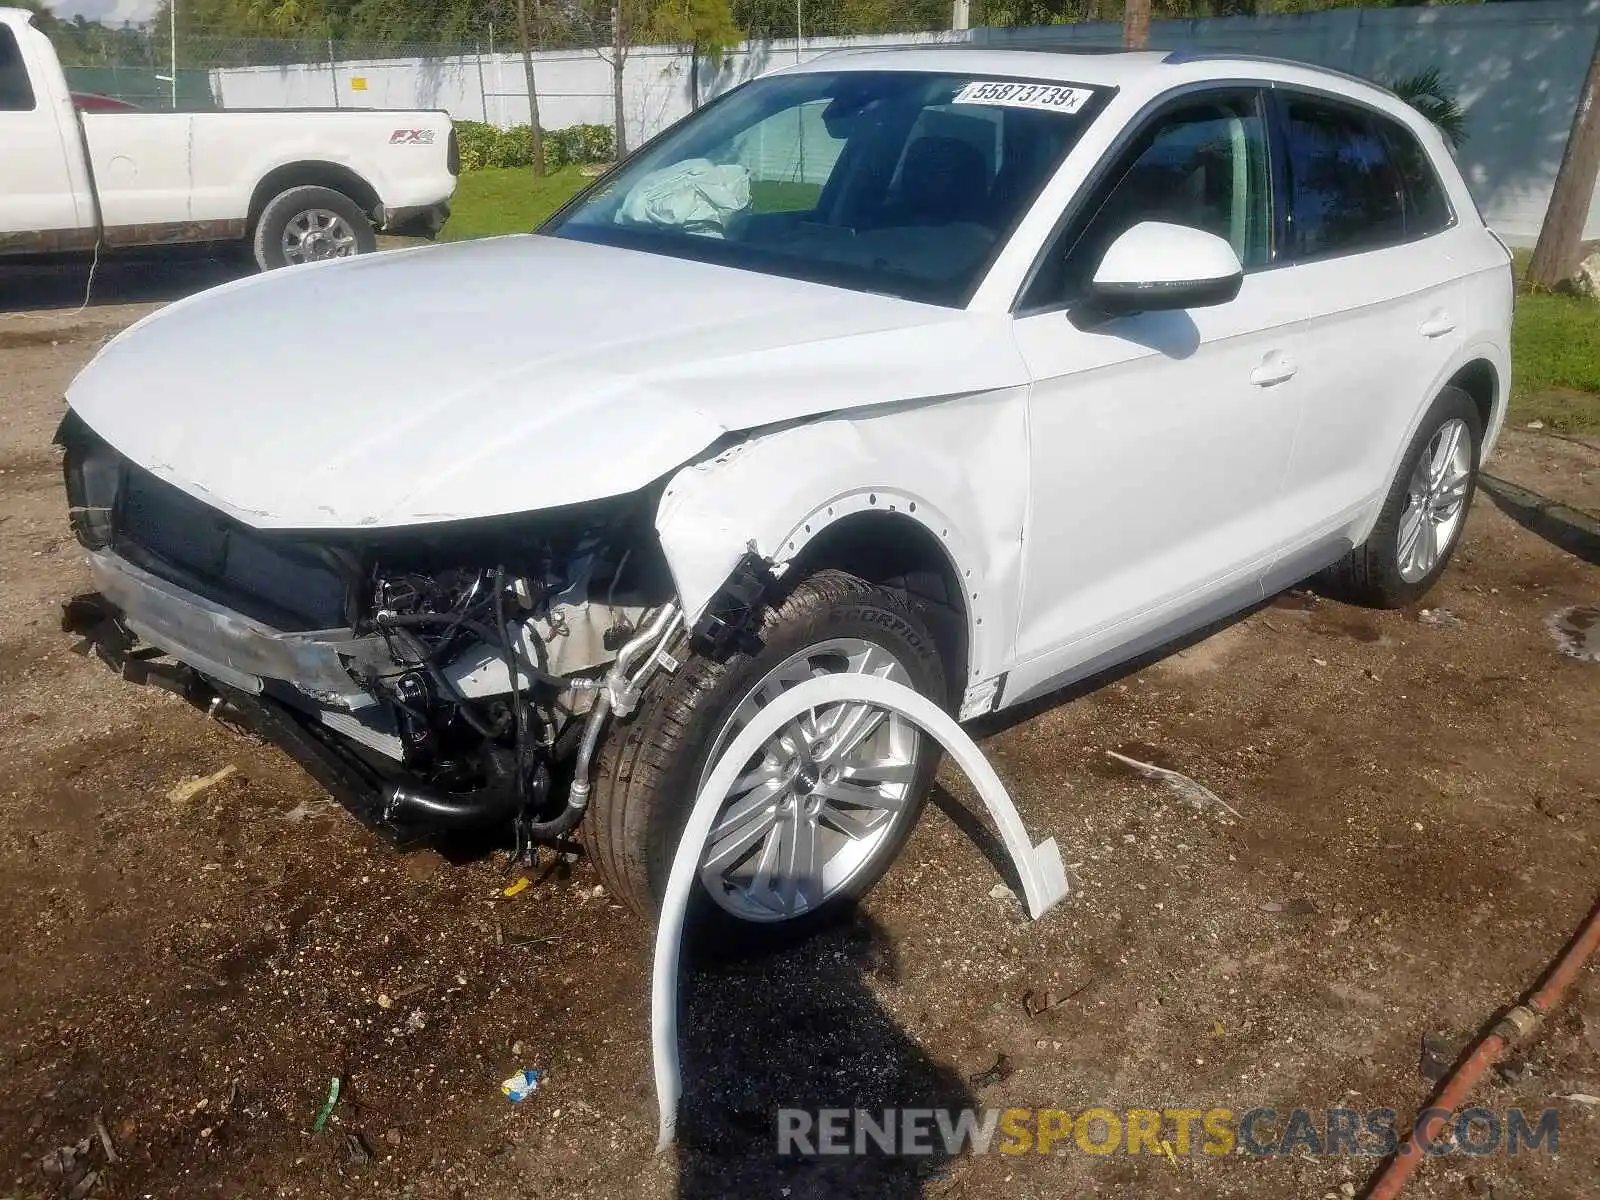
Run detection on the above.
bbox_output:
[1161,48,1385,92]
[974,41,1138,55]
[821,41,1137,55]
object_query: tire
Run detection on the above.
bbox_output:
[590,569,947,952]
[251,185,376,271]
[1318,385,1482,608]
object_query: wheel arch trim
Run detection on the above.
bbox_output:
[1348,340,1507,550]
[247,161,383,232]
[653,414,1025,690]
[651,672,1068,1149]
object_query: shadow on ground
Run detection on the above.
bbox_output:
[0,252,251,313]
[675,913,975,1199]
[1481,473,1600,565]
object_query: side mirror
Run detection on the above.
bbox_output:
[1081,221,1244,319]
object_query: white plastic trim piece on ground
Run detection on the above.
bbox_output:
[651,672,1069,1150]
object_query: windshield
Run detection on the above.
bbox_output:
[542,71,1108,306]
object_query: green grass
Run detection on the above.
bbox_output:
[750,179,824,213]
[1510,250,1600,434]
[439,165,592,241]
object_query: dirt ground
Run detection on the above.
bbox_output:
[1,268,1598,1200]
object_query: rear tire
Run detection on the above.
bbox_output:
[252,185,375,271]
[1318,385,1482,608]
[589,569,947,953]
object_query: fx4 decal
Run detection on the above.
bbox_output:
[390,129,436,145]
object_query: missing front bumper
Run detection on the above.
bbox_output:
[85,547,404,759]
[62,591,408,838]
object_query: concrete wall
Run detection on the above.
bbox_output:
[209,1,1600,245]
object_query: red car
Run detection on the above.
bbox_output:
[70,92,139,111]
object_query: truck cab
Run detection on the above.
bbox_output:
[0,7,456,269]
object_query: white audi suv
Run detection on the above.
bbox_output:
[59,46,1513,946]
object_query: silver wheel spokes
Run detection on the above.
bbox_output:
[698,638,918,923]
[1397,417,1472,584]
[282,209,358,264]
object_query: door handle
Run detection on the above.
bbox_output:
[1419,312,1457,338]
[1250,353,1298,388]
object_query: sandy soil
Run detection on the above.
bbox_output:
[1,282,1597,1200]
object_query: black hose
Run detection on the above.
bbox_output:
[513,797,588,839]
[383,780,525,829]
[375,590,592,839]
[382,776,586,837]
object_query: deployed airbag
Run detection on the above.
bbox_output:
[617,158,752,237]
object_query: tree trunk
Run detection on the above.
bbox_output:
[1122,0,1150,49]
[1527,31,1600,288]
[612,1,628,156]
[689,44,700,110]
[515,0,545,176]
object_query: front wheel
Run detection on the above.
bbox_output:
[1319,384,1482,608]
[589,569,947,952]
[251,185,376,271]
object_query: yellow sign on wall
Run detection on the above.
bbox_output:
[350,76,368,92]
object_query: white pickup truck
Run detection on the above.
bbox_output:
[0,8,457,270]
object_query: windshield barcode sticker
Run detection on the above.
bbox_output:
[951,81,1093,113]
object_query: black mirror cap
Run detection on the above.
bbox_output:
[1079,270,1243,321]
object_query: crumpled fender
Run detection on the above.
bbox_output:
[652,384,1032,690]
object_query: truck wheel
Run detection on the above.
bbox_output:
[590,569,947,952]
[252,185,376,271]
[1318,385,1482,608]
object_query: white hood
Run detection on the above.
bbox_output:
[67,235,1026,529]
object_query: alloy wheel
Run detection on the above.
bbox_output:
[1397,416,1472,584]
[697,638,920,923]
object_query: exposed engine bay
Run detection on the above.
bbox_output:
[56,412,737,846]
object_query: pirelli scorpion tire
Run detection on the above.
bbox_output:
[590,569,947,953]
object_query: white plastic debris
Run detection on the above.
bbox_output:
[1105,750,1242,819]
[652,673,1069,1150]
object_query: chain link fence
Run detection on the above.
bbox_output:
[53,5,966,123]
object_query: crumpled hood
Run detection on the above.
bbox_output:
[67,235,1024,529]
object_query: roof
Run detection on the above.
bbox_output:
[791,46,1173,89]
[781,43,1400,113]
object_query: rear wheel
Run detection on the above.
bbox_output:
[252,185,375,271]
[590,569,946,951]
[1319,385,1482,608]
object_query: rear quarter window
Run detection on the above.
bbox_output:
[1374,115,1454,237]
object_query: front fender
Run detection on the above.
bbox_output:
[653,387,1031,691]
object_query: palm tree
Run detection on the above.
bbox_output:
[1385,67,1467,149]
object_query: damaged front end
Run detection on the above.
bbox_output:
[58,412,686,845]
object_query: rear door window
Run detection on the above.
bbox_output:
[0,26,37,111]
[1282,96,1407,257]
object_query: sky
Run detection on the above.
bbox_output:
[41,0,163,24]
